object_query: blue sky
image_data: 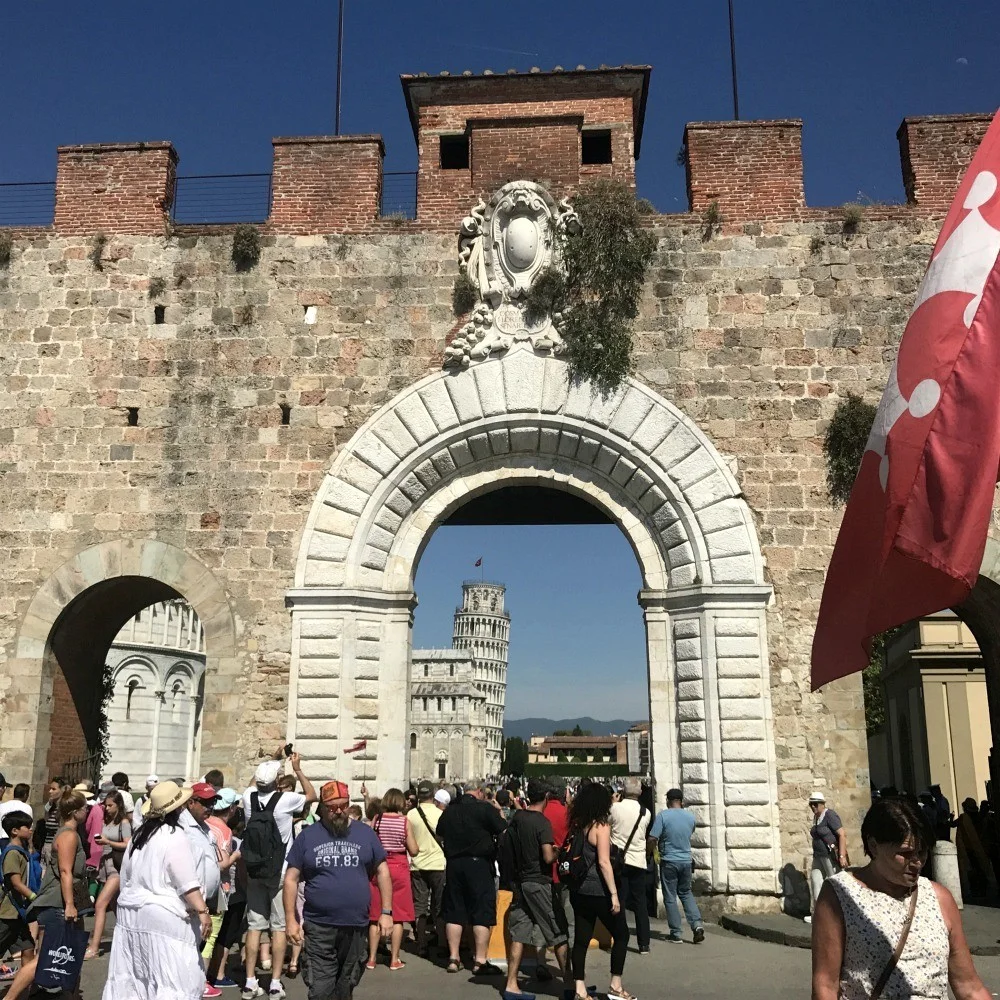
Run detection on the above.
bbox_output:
[412,524,648,720]
[5,3,998,717]
[3,2,997,209]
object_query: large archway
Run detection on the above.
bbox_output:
[6,538,239,789]
[289,347,780,901]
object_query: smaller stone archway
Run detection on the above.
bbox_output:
[289,347,782,901]
[4,539,239,787]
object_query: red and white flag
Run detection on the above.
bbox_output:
[812,113,1000,690]
[344,740,367,753]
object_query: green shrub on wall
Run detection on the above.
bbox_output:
[823,393,877,504]
[526,179,657,395]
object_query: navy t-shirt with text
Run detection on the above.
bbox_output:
[285,820,388,927]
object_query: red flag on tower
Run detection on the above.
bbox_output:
[474,557,482,567]
[812,112,1000,690]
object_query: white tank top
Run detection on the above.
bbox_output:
[827,871,949,1000]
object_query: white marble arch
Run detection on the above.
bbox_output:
[288,346,781,900]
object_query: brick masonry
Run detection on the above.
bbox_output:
[0,66,993,900]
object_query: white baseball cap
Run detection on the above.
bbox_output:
[255,760,282,786]
[145,774,160,790]
[434,788,451,806]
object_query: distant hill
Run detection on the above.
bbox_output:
[503,717,640,741]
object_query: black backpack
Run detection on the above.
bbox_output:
[242,792,284,879]
[557,827,591,890]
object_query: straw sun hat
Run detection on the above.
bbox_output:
[141,780,193,817]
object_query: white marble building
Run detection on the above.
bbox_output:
[410,581,510,780]
[104,599,205,781]
[409,650,487,781]
[451,581,509,774]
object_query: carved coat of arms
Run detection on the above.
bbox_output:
[444,181,580,368]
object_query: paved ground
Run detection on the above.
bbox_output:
[61,916,1000,1000]
[722,902,1000,955]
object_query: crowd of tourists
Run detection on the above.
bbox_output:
[0,761,706,1000]
[2,759,994,1000]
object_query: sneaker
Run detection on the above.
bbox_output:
[268,985,286,999]
[241,988,265,1000]
[212,979,239,990]
[203,985,222,999]
[666,935,683,943]
[638,947,650,955]
[693,927,705,944]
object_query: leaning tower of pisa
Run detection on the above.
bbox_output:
[451,581,510,776]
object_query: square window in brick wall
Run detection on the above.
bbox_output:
[582,130,613,165]
[440,134,470,170]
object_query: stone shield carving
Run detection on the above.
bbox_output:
[445,180,580,368]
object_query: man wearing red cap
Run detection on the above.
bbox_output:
[283,781,392,1000]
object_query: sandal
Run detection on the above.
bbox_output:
[286,963,299,979]
[608,989,638,1000]
[84,947,99,961]
[472,961,503,976]
[0,965,17,982]
[389,960,406,971]
[446,959,464,973]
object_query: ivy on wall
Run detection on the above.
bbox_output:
[526,180,657,395]
[822,392,891,735]
[823,393,877,504]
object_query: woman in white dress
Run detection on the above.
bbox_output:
[812,796,989,1000]
[103,781,213,1000]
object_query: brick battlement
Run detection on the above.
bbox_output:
[1,66,993,235]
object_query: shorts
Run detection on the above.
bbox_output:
[247,875,285,932]
[0,916,33,956]
[442,857,497,928]
[411,869,445,920]
[507,881,568,948]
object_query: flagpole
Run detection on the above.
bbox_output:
[334,0,345,135]
[728,0,740,120]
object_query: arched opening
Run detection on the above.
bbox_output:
[8,540,237,789]
[409,482,647,783]
[289,349,778,902]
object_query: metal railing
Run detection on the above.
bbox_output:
[61,750,102,788]
[0,181,56,226]
[170,172,272,224]
[381,171,417,219]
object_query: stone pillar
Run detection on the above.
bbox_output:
[642,585,780,902]
[286,588,416,795]
[932,840,963,910]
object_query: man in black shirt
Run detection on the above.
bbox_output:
[437,779,506,975]
[503,780,570,998]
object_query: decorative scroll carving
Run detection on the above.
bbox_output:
[445,180,580,369]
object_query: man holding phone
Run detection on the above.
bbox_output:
[241,748,317,999]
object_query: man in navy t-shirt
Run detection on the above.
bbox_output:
[284,780,392,1000]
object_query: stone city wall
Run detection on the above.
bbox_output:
[0,102,990,888]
